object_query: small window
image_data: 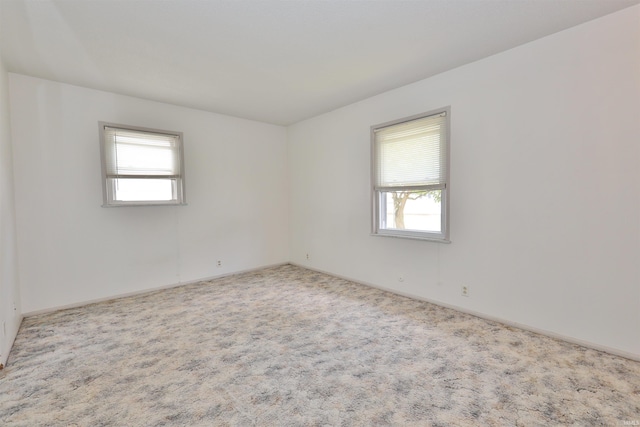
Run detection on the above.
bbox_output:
[372,108,450,241]
[99,122,186,206]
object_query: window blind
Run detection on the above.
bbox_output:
[103,127,181,179]
[374,111,447,190]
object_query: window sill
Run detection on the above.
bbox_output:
[371,231,451,243]
[102,202,188,208]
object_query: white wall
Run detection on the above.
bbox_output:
[289,6,640,357]
[0,45,22,364]
[10,75,289,314]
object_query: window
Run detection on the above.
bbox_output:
[372,108,449,241]
[99,122,186,206]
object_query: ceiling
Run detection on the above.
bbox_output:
[1,0,638,126]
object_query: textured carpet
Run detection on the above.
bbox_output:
[1,264,639,426]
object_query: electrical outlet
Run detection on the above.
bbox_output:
[305,253,310,260]
[217,260,222,267]
[398,276,404,282]
[461,285,469,297]
[2,321,5,337]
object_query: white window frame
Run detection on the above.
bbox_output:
[99,122,186,207]
[371,107,450,242]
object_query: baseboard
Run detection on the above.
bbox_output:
[22,262,289,318]
[20,261,640,363]
[290,262,640,363]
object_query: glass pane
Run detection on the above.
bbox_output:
[115,143,175,175]
[381,190,441,233]
[112,178,175,202]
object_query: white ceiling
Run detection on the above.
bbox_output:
[1,0,638,125]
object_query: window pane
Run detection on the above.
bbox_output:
[381,190,441,233]
[112,178,175,202]
[100,123,185,206]
[115,142,175,175]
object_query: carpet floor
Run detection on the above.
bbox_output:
[1,264,639,426]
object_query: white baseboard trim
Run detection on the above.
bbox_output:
[22,262,289,318]
[290,262,640,363]
[20,261,639,363]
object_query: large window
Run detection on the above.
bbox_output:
[99,122,186,206]
[372,108,449,241]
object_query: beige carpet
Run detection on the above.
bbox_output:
[1,264,639,426]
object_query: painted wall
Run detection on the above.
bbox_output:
[0,46,22,365]
[288,6,640,357]
[10,75,289,314]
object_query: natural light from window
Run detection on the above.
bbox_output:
[371,108,449,241]
[112,134,176,201]
[100,122,185,206]
[381,190,441,233]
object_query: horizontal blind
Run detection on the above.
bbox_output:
[375,112,446,190]
[104,127,181,178]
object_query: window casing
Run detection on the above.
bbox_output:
[371,108,450,241]
[99,122,186,206]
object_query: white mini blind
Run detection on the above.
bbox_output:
[104,127,181,179]
[374,111,447,190]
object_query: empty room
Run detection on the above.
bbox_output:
[1,0,639,425]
